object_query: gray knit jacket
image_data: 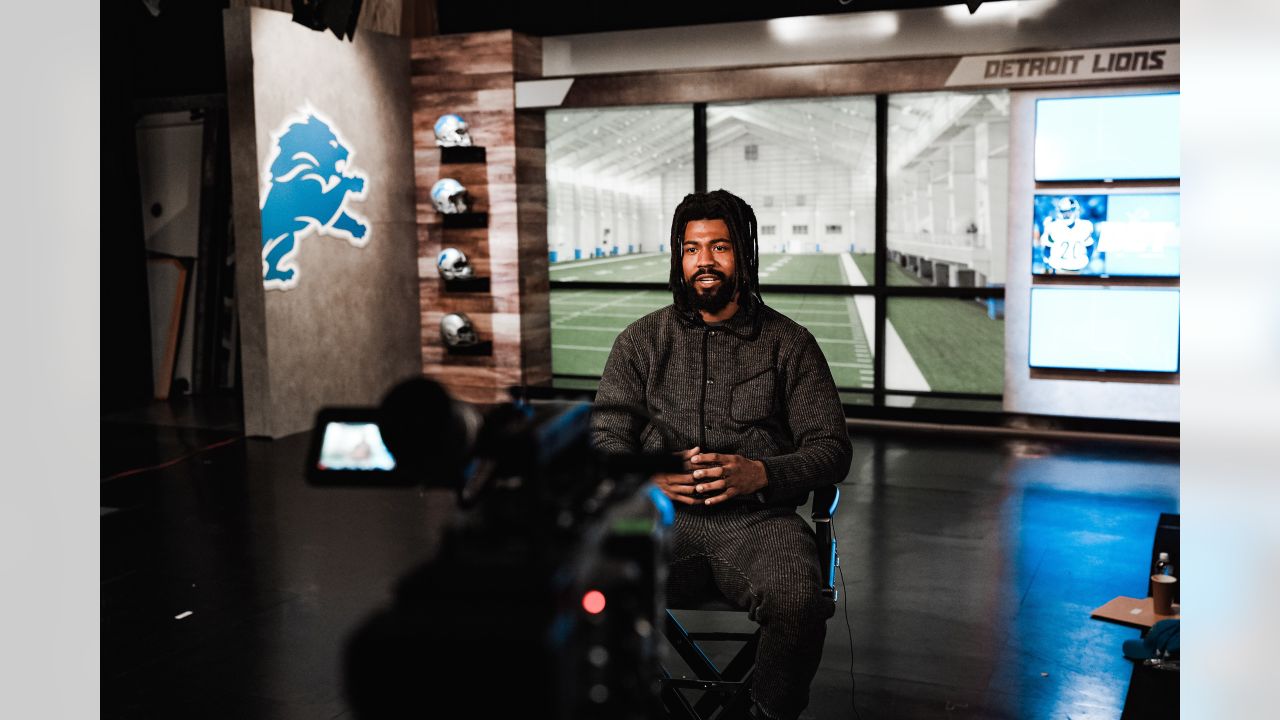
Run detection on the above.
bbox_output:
[591,302,852,508]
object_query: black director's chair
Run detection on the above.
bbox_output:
[660,485,840,720]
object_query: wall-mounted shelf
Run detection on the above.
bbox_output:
[442,277,490,293]
[441,146,486,164]
[442,212,489,229]
[445,340,493,356]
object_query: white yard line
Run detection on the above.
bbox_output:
[798,320,867,328]
[552,290,658,298]
[553,289,651,326]
[553,297,657,305]
[553,325,627,332]
[838,252,869,286]
[549,254,666,271]
[554,311,654,319]
[553,302,661,311]
[772,306,849,313]
[553,344,614,352]
[839,253,930,392]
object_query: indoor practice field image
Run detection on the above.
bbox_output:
[550,251,1004,399]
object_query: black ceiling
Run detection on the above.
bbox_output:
[106,1,1001,102]
[438,1,994,37]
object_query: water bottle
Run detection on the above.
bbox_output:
[1154,552,1172,576]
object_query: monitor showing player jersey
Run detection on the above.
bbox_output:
[1031,193,1180,277]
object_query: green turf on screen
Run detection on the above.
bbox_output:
[549,252,850,285]
[548,253,1007,392]
[852,254,921,287]
[551,284,874,388]
[886,298,1004,394]
[853,254,1004,394]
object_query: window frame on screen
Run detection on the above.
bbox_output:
[539,49,1179,428]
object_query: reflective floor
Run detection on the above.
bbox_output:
[102,401,1178,719]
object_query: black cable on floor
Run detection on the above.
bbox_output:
[833,523,863,720]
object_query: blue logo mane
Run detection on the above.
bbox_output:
[259,112,369,290]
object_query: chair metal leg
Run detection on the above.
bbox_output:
[664,610,724,681]
[692,631,758,718]
[661,667,701,720]
[718,682,755,720]
[662,609,761,720]
[719,632,759,681]
[661,487,839,719]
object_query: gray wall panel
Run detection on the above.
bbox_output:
[226,7,420,437]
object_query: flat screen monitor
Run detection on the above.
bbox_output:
[1031,193,1180,277]
[1035,93,1180,182]
[305,408,423,486]
[1029,287,1180,373]
[315,419,396,472]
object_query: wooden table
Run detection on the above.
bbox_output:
[1090,595,1180,630]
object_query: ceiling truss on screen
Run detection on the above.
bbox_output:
[547,109,694,182]
[889,92,1009,174]
[539,95,1007,197]
[707,102,874,171]
[547,99,882,186]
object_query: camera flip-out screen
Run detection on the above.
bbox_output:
[307,409,415,486]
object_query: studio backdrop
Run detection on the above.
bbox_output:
[224,7,421,437]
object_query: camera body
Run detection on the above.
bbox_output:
[307,378,675,719]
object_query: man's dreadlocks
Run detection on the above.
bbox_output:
[668,189,762,323]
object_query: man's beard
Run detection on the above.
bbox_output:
[685,269,736,314]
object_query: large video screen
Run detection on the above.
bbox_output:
[1029,288,1180,373]
[1031,193,1180,277]
[1035,93,1180,182]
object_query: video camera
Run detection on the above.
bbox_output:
[306,377,679,719]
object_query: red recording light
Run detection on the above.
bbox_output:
[582,590,607,615]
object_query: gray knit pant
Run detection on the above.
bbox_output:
[665,504,835,720]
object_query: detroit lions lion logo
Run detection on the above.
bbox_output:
[259,109,369,291]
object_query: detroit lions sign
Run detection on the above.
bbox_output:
[259,108,370,291]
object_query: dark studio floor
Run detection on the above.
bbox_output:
[101,398,1179,719]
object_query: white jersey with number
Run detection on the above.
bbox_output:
[1042,217,1095,272]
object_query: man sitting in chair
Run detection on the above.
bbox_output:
[591,190,853,720]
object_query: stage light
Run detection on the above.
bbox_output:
[582,590,607,615]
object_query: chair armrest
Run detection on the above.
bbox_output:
[810,485,839,523]
[810,485,840,599]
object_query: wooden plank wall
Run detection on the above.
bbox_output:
[412,31,551,403]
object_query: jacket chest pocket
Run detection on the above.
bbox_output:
[730,368,777,424]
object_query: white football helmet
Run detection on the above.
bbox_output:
[1054,196,1082,221]
[431,178,469,215]
[437,247,474,281]
[434,114,473,147]
[441,313,480,348]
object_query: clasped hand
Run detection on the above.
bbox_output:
[652,446,768,506]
